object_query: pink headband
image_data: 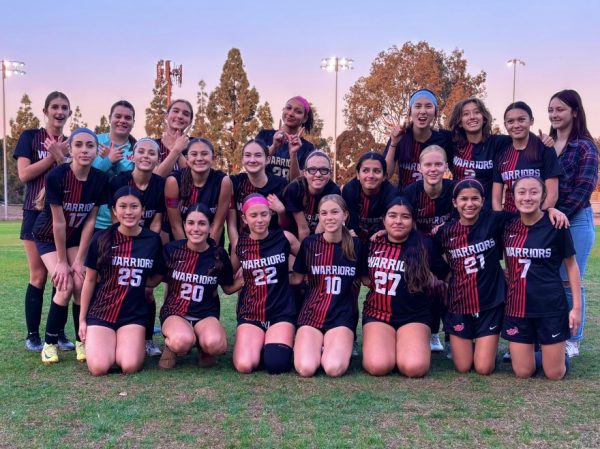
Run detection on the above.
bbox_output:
[242,196,269,213]
[291,96,311,115]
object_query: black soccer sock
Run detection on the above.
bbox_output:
[25,283,44,336]
[262,343,293,374]
[45,302,69,345]
[72,303,81,342]
[145,301,156,340]
[51,286,67,337]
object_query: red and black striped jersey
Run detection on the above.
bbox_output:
[452,134,511,209]
[342,178,398,244]
[384,129,453,190]
[155,138,182,172]
[13,128,67,211]
[283,179,341,236]
[434,210,508,314]
[402,179,454,236]
[230,172,287,232]
[160,239,234,321]
[256,129,316,181]
[493,134,562,212]
[236,229,293,322]
[85,227,162,323]
[503,212,575,318]
[33,164,109,243]
[293,234,361,329]
[109,171,165,228]
[361,234,448,323]
[169,168,226,219]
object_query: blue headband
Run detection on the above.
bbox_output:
[69,127,98,145]
[409,89,438,109]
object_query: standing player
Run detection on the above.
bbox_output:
[227,140,288,253]
[14,91,72,352]
[384,88,453,191]
[361,197,448,377]
[231,194,300,374]
[342,152,397,245]
[35,128,109,364]
[154,99,193,177]
[548,89,598,357]
[165,138,232,243]
[155,203,242,369]
[402,145,454,352]
[257,96,315,181]
[291,195,360,377]
[283,150,340,243]
[492,101,562,213]
[502,177,579,380]
[78,187,162,376]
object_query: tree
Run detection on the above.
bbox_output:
[256,102,274,130]
[70,105,88,132]
[191,80,210,138]
[1,94,40,204]
[335,129,380,185]
[94,115,110,134]
[145,59,168,138]
[206,48,260,173]
[344,41,486,143]
[303,103,330,151]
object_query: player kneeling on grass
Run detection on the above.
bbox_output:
[153,203,242,369]
[291,195,361,377]
[361,197,448,377]
[502,176,579,380]
[79,187,162,376]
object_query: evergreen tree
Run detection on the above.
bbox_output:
[94,115,110,134]
[256,102,274,130]
[206,48,260,173]
[145,59,168,138]
[70,105,88,132]
[191,80,210,138]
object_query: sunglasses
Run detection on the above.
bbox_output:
[305,167,331,176]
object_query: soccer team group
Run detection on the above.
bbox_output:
[14,87,598,380]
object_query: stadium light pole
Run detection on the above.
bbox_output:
[507,58,525,104]
[320,56,353,182]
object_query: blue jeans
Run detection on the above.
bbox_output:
[560,206,595,342]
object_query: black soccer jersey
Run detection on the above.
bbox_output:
[33,164,109,243]
[503,212,575,318]
[361,235,447,323]
[230,172,287,232]
[284,179,341,235]
[402,179,454,236]
[13,128,67,211]
[434,210,507,314]
[160,239,234,321]
[169,168,226,219]
[85,227,162,323]
[384,129,453,190]
[155,138,182,172]
[493,134,562,212]
[452,134,511,209]
[342,178,397,244]
[293,234,361,329]
[256,129,315,181]
[236,229,293,322]
[109,171,165,228]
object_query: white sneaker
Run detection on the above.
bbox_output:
[145,340,162,357]
[503,351,511,362]
[565,340,580,358]
[430,333,444,352]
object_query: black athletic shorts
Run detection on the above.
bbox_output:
[363,313,432,331]
[501,313,570,345]
[20,210,40,241]
[443,303,504,340]
[237,315,295,332]
[87,315,146,331]
[160,309,220,327]
[35,234,80,256]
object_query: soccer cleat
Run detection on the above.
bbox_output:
[158,346,176,369]
[565,340,580,358]
[75,341,86,362]
[430,333,444,352]
[57,332,75,351]
[145,339,162,357]
[41,343,59,364]
[25,334,43,352]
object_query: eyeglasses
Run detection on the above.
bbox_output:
[305,167,331,175]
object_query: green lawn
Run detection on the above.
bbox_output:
[1,221,599,449]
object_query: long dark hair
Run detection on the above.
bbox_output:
[448,97,493,147]
[384,196,433,295]
[318,194,356,261]
[548,89,593,142]
[180,138,215,201]
[504,102,541,163]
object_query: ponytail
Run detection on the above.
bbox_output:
[96,223,118,276]
[340,225,356,261]
[34,188,46,211]
[179,167,194,202]
[403,229,434,295]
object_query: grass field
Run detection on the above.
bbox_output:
[1,221,599,449]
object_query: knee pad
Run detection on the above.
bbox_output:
[262,343,293,374]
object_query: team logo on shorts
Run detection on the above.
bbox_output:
[453,323,464,332]
[506,327,519,336]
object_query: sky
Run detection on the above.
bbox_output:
[2,0,599,141]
